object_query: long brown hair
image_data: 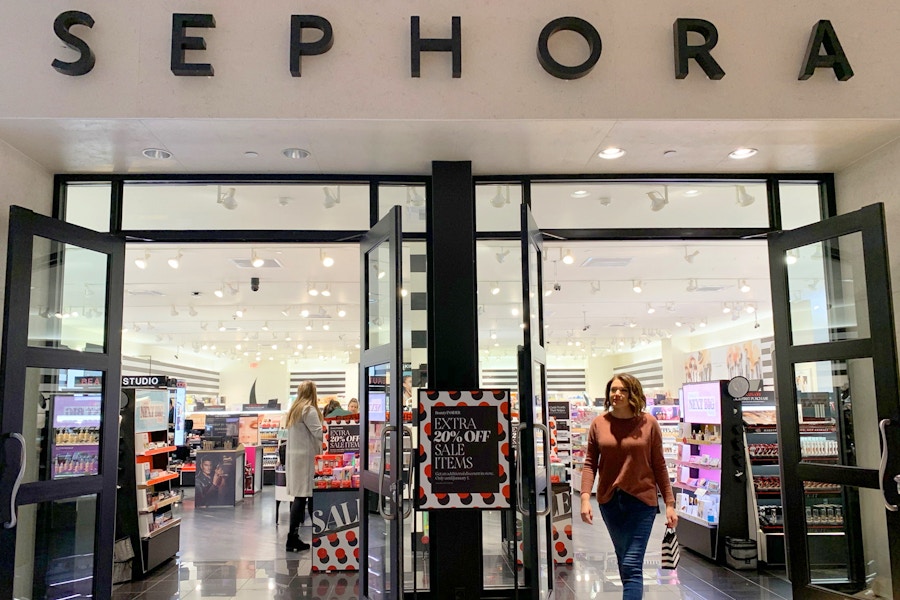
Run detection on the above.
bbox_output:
[285,380,324,427]
[604,373,647,415]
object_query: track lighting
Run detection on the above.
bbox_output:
[217,187,238,210]
[262,321,270,331]
[188,306,198,317]
[632,280,643,294]
[323,322,330,331]
[406,187,426,207]
[684,248,700,263]
[722,303,731,314]
[251,250,265,268]
[496,248,510,263]
[218,321,226,331]
[214,286,224,298]
[309,283,319,296]
[235,308,244,318]
[323,186,341,209]
[305,321,313,331]
[647,186,669,212]
[786,250,799,265]
[739,279,751,293]
[491,282,500,295]
[562,250,574,265]
[300,309,310,318]
[699,319,707,328]
[227,283,239,296]
[745,304,757,314]
[736,185,755,207]
[338,307,347,318]
[167,251,182,269]
[590,281,603,294]
[686,279,698,292]
[490,185,510,208]
[321,250,334,268]
[281,306,291,317]
[647,304,655,314]
[321,286,332,297]
[171,306,179,317]
[134,251,150,269]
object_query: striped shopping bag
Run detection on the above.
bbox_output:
[661,527,680,570]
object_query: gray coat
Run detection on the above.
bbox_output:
[285,406,323,498]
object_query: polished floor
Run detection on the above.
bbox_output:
[110,486,793,599]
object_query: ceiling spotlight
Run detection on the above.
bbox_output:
[282,148,310,159]
[218,321,226,332]
[490,185,510,208]
[277,196,291,206]
[133,323,141,332]
[217,187,238,210]
[170,306,179,317]
[200,322,208,330]
[227,283,239,296]
[338,307,347,318]
[562,250,574,265]
[598,196,612,206]
[167,251,182,269]
[323,322,331,331]
[406,187,426,207]
[674,320,683,327]
[323,186,341,209]
[142,148,172,160]
[490,282,500,295]
[262,321,270,331]
[300,309,310,318]
[590,281,603,294]
[235,308,244,318]
[321,286,331,297]
[739,279,751,293]
[684,248,700,263]
[729,148,758,160]
[628,320,637,328]
[699,319,708,328]
[309,284,319,297]
[251,250,265,268]
[305,321,313,331]
[214,286,224,298]
[189,306,198,317]
[632,280,643,294]
[666,302,676,312]
[321,251,334,268]
[736,185,755,207]
[647,187,669,212]
[496,248,510,264]
[686,279,698,292]
[281,306,291,317]
[745,304,757,314]
[786,250,799,265]
[570,190,590,199]
[722,303,731,314]
[683,189,701,197]
[597,147,626,160]
[647,304,656,314]
[134,251,150,269]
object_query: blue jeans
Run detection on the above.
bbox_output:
[598,489,658,600]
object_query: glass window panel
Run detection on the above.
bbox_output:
[402,240,427,407]
[476,241,522,383]
[28,237,107,352]
[122,183,370,231]
[801,484,891,598]
[23,367,105,483]
[528,242,542,349]
[64,183,111,232]
[367,242,391,349]
[531,182,769,229]
[379,185,426,233]
[14,495,97,599]
[780,182,824,230]
[793,359,879,470]
[787,232,868,344]
[476,184,523,232]
[364,488,392,598]
[366,364,389,473]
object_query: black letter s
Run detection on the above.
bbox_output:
[52,11,95,76]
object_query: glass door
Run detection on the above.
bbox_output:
[769,203,900,599]
[359,206,405,599]
[516,205,553,599]
[0,206,125,599]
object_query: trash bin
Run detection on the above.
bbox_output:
[725,537,758,570]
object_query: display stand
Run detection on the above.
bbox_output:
[194,447,245,507]
[244,445,264,494]
[116,377,181,579]
[674,380,748,563]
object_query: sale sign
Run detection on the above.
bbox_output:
[417,389,511,510]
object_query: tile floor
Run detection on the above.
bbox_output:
[110,487,793,599]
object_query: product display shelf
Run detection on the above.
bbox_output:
[567,405,604,493]
[743,392,860,570]
[674,380,749,564]
[117,384,181,580]
[659,421,681,484]
[258,414,283,485]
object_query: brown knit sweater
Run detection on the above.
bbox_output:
[580,412,675,508]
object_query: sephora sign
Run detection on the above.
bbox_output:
[51,12,853,83]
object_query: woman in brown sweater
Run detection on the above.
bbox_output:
[580,373,677,599]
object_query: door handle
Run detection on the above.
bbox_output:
[877,419,898,512]
[534,422,552,517]
[400,426,414,519]
[1,433,26,529]
[378,425,397,520]
[515,423,529,516]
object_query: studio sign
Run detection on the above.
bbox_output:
[52,12,853,82]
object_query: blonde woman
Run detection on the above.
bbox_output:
[284,380,324,552]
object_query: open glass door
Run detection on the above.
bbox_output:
[516,205,553,599]
[0,206,124,599]
[769,203,900,600]
[359,206,405,599]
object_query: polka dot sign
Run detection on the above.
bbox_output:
[416,389,511,510]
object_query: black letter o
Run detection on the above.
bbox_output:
[537,17,601,80]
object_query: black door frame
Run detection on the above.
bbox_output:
[0,206,124,599]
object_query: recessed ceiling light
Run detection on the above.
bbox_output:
[244,151,259,158]
[282,148,310,159]
[571,190,590,198]
[597,147,626,160]
[729,148,758,160]
[142,148,172,160]
[683,189,701,197]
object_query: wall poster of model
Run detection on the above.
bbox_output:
[195,452,236,507]
[684,337,768,383]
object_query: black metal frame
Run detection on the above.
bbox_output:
[358,206,403,598]
[0,206,124,600]
[769,203,900,599]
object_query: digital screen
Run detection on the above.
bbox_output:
[368,391,386,423]
[52,394,102,428]
[681,381,722,424]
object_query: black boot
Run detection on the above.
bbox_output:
[286,532,310,552]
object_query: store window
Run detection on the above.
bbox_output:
[530,181,769,230]
[780,182,824,230]
[121,183,371,231]
[476,183,523,232]
[378,184,427,233]
[64,183,111,232]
